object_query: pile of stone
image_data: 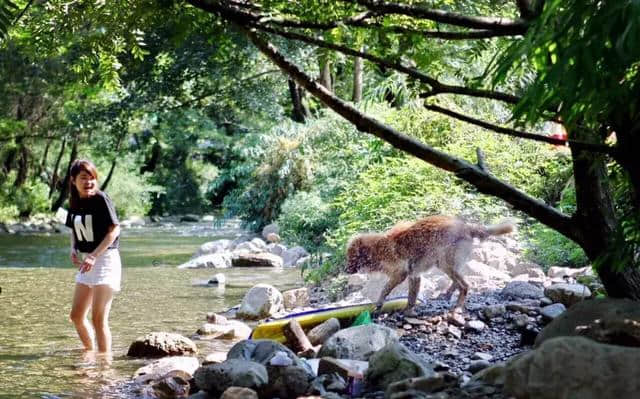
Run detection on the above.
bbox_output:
[177,223,311,269]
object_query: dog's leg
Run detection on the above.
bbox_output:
[375,265,408,314]
[449,239,473,313]
[404,275,421,317]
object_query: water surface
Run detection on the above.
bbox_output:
[0,222,302,398]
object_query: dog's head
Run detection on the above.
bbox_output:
[345,233,383,274]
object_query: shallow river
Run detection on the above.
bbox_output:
[0,221,302,398]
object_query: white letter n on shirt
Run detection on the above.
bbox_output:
[74,215,94,242]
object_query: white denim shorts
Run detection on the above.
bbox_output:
[76,249,122,292]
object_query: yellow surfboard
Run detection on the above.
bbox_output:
[251,297,409,342]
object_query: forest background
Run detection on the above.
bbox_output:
[1,0,638,290]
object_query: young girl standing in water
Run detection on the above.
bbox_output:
[65,160,121,353]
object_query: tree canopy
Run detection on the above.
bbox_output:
[2,0,640,298]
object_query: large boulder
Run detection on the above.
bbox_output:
[232,252,283,268]
[535,298,640,347]
[127,332,198,358]
[504,336,640,399]
[282,287,309,309]
[194,359,268,396]
[318,324,399,361]
[178,253,232,269]
[471,240,517,272]
[261,223,279,239]
[194,239,233,257]
[133,356,200,384]
[227,340,315,398]
[544,283,591,307]
[236,284,284,320]
[282,246,310,267]
[366,342,435,391]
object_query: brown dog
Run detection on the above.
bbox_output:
[346,215,514,315]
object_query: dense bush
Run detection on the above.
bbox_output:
[0,173,49,222]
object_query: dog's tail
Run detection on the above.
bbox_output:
[468,219,516,240]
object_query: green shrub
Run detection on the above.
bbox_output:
[0,173,50,221]
[276,190,338,251]
[100,163,160,219]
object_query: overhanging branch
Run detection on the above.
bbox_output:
[236,27,578,241]
[254,23,521,104]
[346,0,529,34]
[425,104,617,155]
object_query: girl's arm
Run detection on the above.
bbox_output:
[70,233,80,267]
[79,224,120,273]
[90,224,120,258]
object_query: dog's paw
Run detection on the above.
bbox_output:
[403,307,418,317]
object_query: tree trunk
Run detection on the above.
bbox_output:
[101,158,117,191]
[38,137,52,179]
[288,79,308,123]
[14,142,29,187]
[569,128,640,299]
[51,140,77,211]
[319,57,332,92]
[49,137,67,198]
[352,53,363,103]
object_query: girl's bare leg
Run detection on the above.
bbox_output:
[91,285,114,353]
[70,283,94,351]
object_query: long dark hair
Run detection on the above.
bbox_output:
[68,159,99,210]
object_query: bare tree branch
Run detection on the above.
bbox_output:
[254,23,521,104]
[264,11,518,40]
[187,1,522,104]
[231,26,578,241]
[425,104,616,155]
[346,0,529,34]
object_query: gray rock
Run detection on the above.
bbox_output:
[544,283,591,307]
[220,387,258,399]
[261,223,279,239]
[505,336,640,399]
[194,359,268,395]
[196,322,252,339]
[501,281,544,300]
[386,372,457,398]
[282,246,310,267]
[318,324,399,361]
[472,352,493,361]
[465,320,487,333]
[141,374,191,399]
[127,332,198,358]
[267,243,286,256]
[133,356,200,384]
[236,284,284,320]
[540,303,566,322]
[232,252,283,268]
[366,342,436,390]
[194,240,233,257]
[282,287,309,309]
[468,360,492,374]
[178,253,232,269]
[481,304,506,320]
[540,297,553,306]
[536,298,640,347]
[547,266,592,279]
[226,339,314,398]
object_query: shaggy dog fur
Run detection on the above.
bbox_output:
[346,215,514,314]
